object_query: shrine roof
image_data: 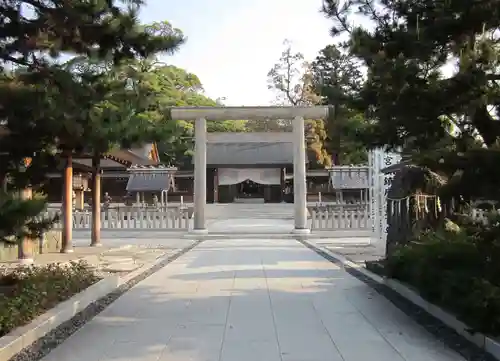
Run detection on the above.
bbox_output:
[380,160,412,174]
[201,132,304,165]
[126,166,176,192]
[73,144,159,169]
[126,172,173,192]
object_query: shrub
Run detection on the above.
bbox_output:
[0,190,56,244]
[0,261,101,336]
[382,217,500,336]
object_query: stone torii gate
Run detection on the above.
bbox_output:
[170,106,330,234]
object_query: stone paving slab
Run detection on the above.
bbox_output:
[0,240,195,278]
[40,238,464,361]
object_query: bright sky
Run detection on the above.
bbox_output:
[139,0,334,106]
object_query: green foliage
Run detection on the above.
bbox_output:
[0,1,185,68]
[310,44,368,164]
[266,40,331,167]
[322,0,500,190]
[381,215,500,336]
[0,261,100,336]
[0,2,185,244]
[1,11,185,161]
[0,191,56,244]
[419,148,500,203]
[328,111,369,165]
[147,66,247,168]
[311,45,362,106]
[322,0,500,335]
[38,20,186,156]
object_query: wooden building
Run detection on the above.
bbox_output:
[204,132,299,203]
[168,132,311,203]
[44,144,161,204]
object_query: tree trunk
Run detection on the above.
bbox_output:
[61,153,73,253]
[18,187,33,263]
[0,173,7,192]
[90,153,102,247]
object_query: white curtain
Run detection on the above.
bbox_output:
[218,168,280,185]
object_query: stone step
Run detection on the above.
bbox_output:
[205,203,295,219]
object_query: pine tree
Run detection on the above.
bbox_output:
[0,1,185,255]
[63,47,185,246]
[322,0,500,199]
[310,44,368,164]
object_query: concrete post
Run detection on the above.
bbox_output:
[293,116,310,234]
[193,117,207,233]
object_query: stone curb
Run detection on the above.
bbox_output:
[180,233,373,241]
[0,240,202,361]
[301,240,500,361]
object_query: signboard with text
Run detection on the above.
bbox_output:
[369,149,402,243]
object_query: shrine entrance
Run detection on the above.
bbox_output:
[170,106,331,235]
[216,167,282,203]
[238,180,263,199]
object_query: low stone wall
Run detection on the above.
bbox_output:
[0,230,62,261]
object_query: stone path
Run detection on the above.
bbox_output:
[1,240,197,281]
[208,218,294,234]
[41,238,463,361]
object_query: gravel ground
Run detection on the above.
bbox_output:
[325,244,385,264]
[7,239,202,361]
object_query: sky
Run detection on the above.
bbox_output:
[139,0,334,106]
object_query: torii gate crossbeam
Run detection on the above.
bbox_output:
[170,106,331,234]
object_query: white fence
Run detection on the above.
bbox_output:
[307,204,499,233]
[308,204,371,234]
[470,208,500,224]
[41,206,193,230]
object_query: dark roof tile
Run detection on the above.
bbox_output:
[205,142,295,165]
[199,132,299,165]
[126,173,173,192]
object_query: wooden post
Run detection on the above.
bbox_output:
[18,187,34,263]
[61,153,73,253]
[0,174,6,192]
[75,189,84,210]
[90,153,102,247]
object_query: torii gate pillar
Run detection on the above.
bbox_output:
[170,106,330,234]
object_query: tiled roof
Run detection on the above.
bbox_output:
[126,165,176,191]
[206,142,295,165]
[128,143,155,160]
[201,132,300,165]
[206,132,295,143]
[126,173,173,192]
[128,165,176,171]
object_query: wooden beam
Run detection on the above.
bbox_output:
[170,106,330,121]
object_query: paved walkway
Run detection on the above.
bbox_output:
[208,218,294,233]
[42,238,463,361]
